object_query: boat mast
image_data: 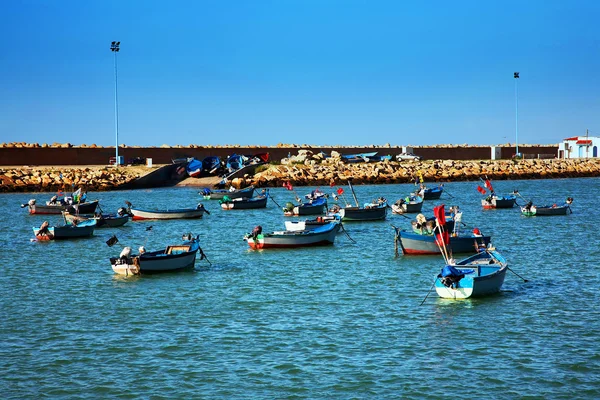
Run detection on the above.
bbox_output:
[347,180,360,207]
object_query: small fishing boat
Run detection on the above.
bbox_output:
[201,156,222,175]
[63,208,130,228]
[391,195,424,214]
[32,219,97,241]
[283,197,327,216]
[201,186,255,200]
[110,234,202,275]
[521,198,573,216]
[284,215,341,231]
[220,191,268,210]
[396,229,491,255]
[126,202,209,220]
[244,221,341,249]
[225,154,248,173]
[329,180,387,221]
[481,194,517,209]
[434,247,508,299]
[23,198,100,215]
[186,158,203,178]
[416,184,444,200]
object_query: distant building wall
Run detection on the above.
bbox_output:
[0,145,559,166]
[559,136,600,159]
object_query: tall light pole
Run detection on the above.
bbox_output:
[514,71,520,158]
[111,41,120,165]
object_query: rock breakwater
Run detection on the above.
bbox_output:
[242,158,600,188]
[0,166,144,193]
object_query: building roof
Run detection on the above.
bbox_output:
[575,140,592,145]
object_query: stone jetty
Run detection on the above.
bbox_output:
[1,151,599,193]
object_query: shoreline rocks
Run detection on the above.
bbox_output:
[1,159,599,193]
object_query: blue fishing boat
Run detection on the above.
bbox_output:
[434,247,508,299]
[225,154,248,173]
[202,156,222,175]
[186,158,203,178]
[341,151,378,163]
[415,184,444,200]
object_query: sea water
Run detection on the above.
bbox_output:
[1,178,599,399]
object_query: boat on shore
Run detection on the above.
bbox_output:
[110,234,202,275]
[434,247,508,299]
[244,222,341,249]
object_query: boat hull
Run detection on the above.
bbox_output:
[28,200,100,215]
[130,208,205,220]
[285,198,327,216]
[482,196,516,209]
[245,223,340,249]
[339,205,387,221]
[423,187,443,200]
[207,186,255,200]
[399,231,491,255]
[522,205,570,216]
[392,201,423,214]
[33,220,96,240]
[111,240,200,275]
[220,196,267,210]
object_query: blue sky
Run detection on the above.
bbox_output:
[1,0,599,147]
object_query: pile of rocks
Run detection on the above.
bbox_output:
[243,158,600,188]
[0,167,142,193]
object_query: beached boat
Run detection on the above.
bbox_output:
[220,191,268,210]
[186,158,203,178]
[23,198,100,215]
[396,229,491,255]
[244,221,341,249]
[201,186,255,200]
[391,195,423,214]
[32,219,96,241]
[434,247,508,299]
[521,200,572,216]
[110,234,202,275]
[341,151,378,163]
[283,197,327,216]
[202,156,222,175]
[126,202,209,220]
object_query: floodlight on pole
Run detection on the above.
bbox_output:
[514,72,520,158]
[110,41,120,165]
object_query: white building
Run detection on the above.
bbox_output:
[558,136,600,159]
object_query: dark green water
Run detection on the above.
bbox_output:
[2,178,599,399]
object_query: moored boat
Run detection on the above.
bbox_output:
[481,194,517,209]
[521,198,572,216]
[391,195,423,214]
[110,234,203,275]
[283,197,327,216]
[418,184,444,200]
[220,191,268,210]
[201,186,255,200]
[244,222,341,249]
[32,219,96,241]
[126,202,209,220]
[434,247,508,299]
[23,198,100,215]
[284,215,341,231]
[64,209,130,228]
[397,229,491,255]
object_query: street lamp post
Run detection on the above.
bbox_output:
[514,72,520,158]
[111,41,120,165]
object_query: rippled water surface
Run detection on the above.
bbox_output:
[2,178,600,399]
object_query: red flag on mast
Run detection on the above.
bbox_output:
[283,181,293,191]
[477,185,487,195]
[337,187,344,195]
[484,179,494,192]
[433,204,446,226]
